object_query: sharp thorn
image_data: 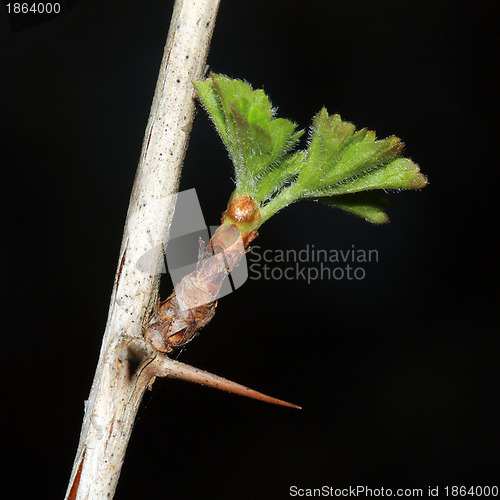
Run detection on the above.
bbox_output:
[152,356,301,409]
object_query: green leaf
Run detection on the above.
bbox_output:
[195,75,428,228]
[295,109,414,194]
[320,192,393,224]
[193,76,230,145]
[310,157,428,197]
[194,74,303,197]
[297,108,357,188]
[253,151,306,203]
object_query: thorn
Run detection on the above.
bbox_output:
[152,356,301,409]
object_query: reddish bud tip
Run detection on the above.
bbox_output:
[226,196,261,225]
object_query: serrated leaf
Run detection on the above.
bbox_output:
[298,108,357,186]
[194,74,303,196]
[323,135,404,185]
[193,77,229,145]
[312,157,428,197]
[321,192,393,224]
[195,76,427,229]
[280,108,427,202]
[297,109,409,193]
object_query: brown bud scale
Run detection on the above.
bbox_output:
[145,220,257,354]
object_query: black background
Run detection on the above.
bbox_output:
[2,1,499,499]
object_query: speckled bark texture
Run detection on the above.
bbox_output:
[65,1,220,498]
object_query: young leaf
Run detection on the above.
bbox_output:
[293,109,422,197]
[194,75,428,228]
[193,74,303,197]
[320,192,393,224]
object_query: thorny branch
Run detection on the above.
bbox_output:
[65,1,221,498]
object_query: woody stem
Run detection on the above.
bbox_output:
[65,2,220,498]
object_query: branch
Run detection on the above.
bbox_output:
[65,1,220,498]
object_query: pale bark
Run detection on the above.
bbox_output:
[65,1,221,498]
